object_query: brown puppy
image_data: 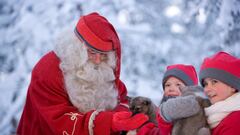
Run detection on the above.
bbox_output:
[129,96,158,125]
[172,86,211,135]
[120,96,157,135]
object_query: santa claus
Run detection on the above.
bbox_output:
[17,12,148,135]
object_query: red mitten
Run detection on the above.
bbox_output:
[112,111,149,132]
[137,122,156,135]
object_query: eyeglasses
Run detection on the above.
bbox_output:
[87,48,108,64]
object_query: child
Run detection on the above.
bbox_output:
[158,64,199,135]
[161,64,198,103]
[199,51,240,135]
[137,64,201,135]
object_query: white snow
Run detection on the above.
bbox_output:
[0,0,240,134]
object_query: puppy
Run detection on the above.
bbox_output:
[129,96,158,125]
[171,86,211,135]
[121,96,157,135]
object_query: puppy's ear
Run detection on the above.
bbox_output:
[196,97,211,108]
[143,99,151,106]
[202,99,211,108]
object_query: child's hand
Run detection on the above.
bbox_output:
[159,95,200,122]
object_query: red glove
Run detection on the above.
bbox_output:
[137,123,157,135]
[112,111,149,132]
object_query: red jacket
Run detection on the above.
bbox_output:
[156,112,173,135]
[17,51,129,135]
[211,111,240,135]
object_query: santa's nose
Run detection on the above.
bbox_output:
[93,54,101,64]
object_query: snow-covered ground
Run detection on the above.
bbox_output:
[0,0,240,134]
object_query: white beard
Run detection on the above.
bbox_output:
[64,61,118,113]
[54,29,118,113]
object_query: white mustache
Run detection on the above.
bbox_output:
[76,61,115,83]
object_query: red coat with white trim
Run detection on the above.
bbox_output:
[17,51,129,135]
[211,111,240,135]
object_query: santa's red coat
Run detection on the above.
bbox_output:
[17,51,129,135]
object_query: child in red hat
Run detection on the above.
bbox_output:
[199,51,240,135]
[158,64,200,135]
[137,64,201,135]
[161,64,198,102]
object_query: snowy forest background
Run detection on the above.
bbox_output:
[0,0,240,134]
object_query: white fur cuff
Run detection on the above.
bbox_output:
[88,110,103,135]
[120,103,129,109]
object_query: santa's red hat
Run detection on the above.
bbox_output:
[199,51,240,91]
[162,64,198,89]
[74,12,120,52]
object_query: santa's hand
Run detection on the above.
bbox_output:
[160,95,200,122]
[111,111,149,132]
